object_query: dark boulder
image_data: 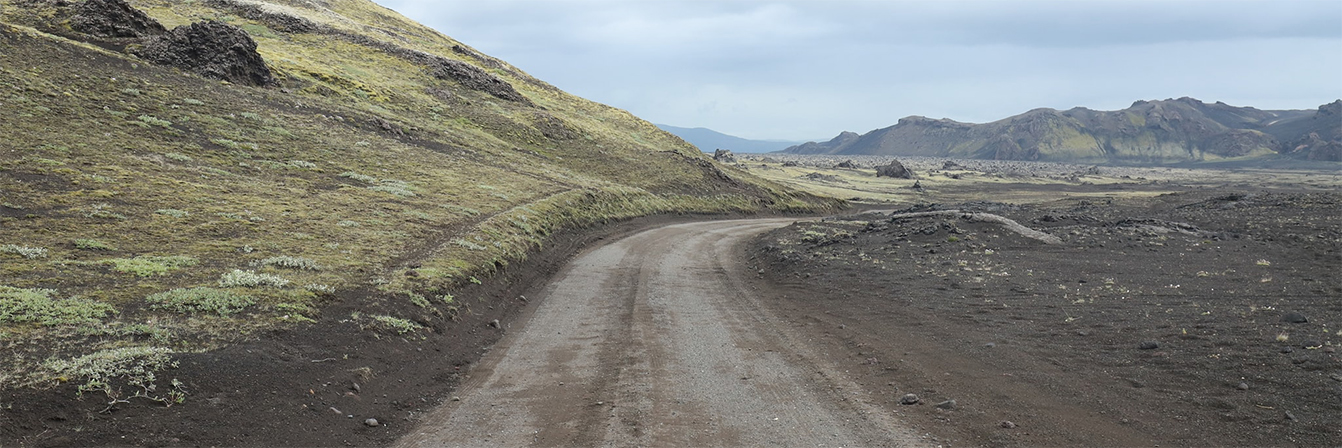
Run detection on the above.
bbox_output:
[713,149,737,163]
[836,160,857,169]
[70,0,166,39]
[876,159,916,179]
[133,20,276,87]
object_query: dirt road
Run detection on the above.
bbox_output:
[398,219,920,447]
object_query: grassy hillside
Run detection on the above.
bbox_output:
[0,0,835,416]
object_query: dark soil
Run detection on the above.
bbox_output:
[133,20,276,87]
[0,213,769,447]
[748,188,1342,447]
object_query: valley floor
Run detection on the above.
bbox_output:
[749,187,1341,447]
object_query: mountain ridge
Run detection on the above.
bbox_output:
[783,98,1341,163]
[655,124,808,153]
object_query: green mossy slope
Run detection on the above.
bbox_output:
[0,0,837,393]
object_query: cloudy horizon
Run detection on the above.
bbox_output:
[374,0,1341,142]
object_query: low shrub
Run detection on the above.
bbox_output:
[218,269,289,288]
[145,287,255,316]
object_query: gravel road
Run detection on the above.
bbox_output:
[398,219,920,447]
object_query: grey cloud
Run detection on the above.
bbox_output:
[375,0,1341,141]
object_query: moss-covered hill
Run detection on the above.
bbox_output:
[0,0,836,421]
[784,97,1342,164]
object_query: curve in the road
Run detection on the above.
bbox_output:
[397,219,921,447]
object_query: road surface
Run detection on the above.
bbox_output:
[398,219,920,447]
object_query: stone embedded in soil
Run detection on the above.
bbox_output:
[1281,311,1309,323]
[1302,340,1323,349]
[899,394,920,405]
[1139,341,1160,350]
[1236,382,1250,391]
[935,399,957,410]
[1280,346,1295,354]
[488,319,500,328]
[1329,373,1342,382]
[1000,421,1018,429]
[364,418,379,427]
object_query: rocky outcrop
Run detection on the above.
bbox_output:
[427,56,528,103]
[70,0,166,38]
[712,149,736,163]
[134,21,276,87]
[875,159,915,179]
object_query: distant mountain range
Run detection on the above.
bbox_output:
[781,98,1341,163]
[656,124,808,153]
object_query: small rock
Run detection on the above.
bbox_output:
[1280,346,1294,354]
[1236,382,1249,391]
[1329,373,1342,382]
[364,418,379,427]
[329,406,342,415]
[1138,341,1160,350]
[488,319,500,328]
[452,396,461,402]
[1129,379,1145,388]
[1285,411,1297,422]
[1302,340,1323,349]
[984,342,996,348]
[934,399,957,410]
[899,394,920,405]
[351,383,361,393]
[1000,421,1017,429]
[1281,312,1308,324]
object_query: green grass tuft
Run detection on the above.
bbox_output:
[104,256,198,277]
[0,286,115,327]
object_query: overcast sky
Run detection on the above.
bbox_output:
[374,0,1342,142]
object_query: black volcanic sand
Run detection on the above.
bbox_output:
[748,189,1341,447]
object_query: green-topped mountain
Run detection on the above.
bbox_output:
[783,97,1341,164]
[0,1,835,443]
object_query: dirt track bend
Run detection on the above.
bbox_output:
[398,219,920,447]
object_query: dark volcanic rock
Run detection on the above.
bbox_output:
[134,21,276,87]
[835,160,857,169]
[205,0,322,33]
[1281,311,1308,324]
[427,56,528,103]
[71,0,166,38]
[713,149,737,163]
[876,159,915,179]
